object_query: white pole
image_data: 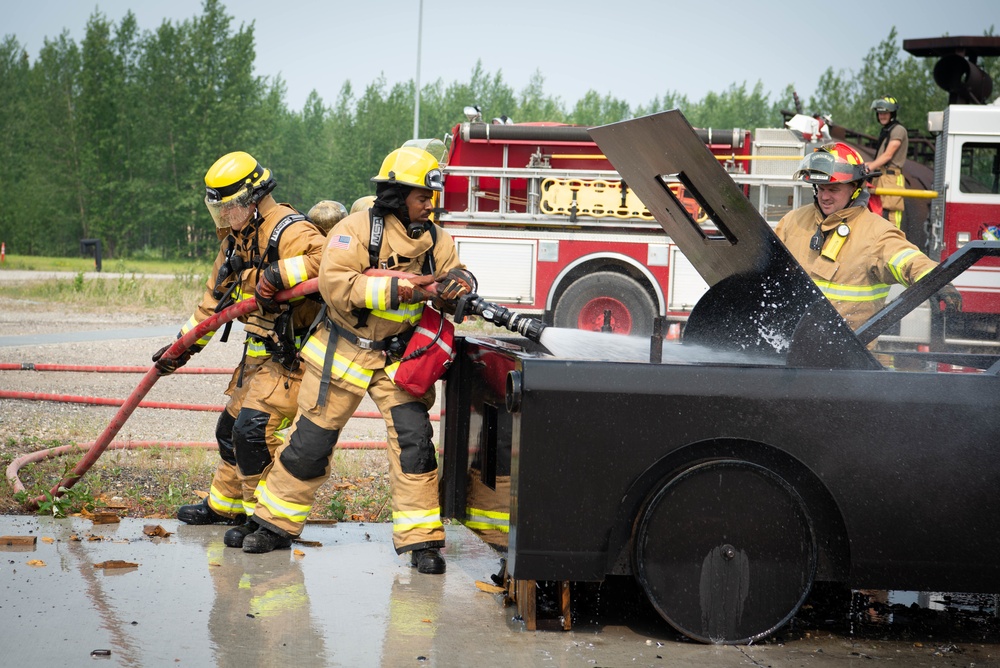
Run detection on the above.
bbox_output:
[413,0,423,139]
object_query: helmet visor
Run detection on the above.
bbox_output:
[793,151,864,184]
[205,185,253,229]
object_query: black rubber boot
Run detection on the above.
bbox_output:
[224,520,257,548]
[176,498,245,526]
[410,548,446,574]
[242,527,292,554]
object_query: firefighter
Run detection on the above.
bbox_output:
[242,147,476,575]
[866,96,908,228]
[156,151,326,548]
[307,200,348,234]
[775,142,961,331]
[350,195,376,214]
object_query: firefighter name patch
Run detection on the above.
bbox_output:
[328,234,352,250]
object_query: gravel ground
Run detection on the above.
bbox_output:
[0,294,398,519]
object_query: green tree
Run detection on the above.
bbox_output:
[568,90,631,126]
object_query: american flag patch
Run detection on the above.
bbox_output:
[328,234,351,250]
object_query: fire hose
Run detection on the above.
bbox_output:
[10,279,318,510]
[9,271,547,510]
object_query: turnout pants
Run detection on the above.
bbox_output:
[253,365,443,554]
[876,170,905,228]
[207,357,301,518]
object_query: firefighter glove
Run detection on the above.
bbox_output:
[152,342,203,376]
[935,283,963,313]
[437,267,477,303]
[255,263,285,314]
[394,274,436,306]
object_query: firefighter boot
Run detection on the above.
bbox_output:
[242,527,292,554]
[177,498,245,526]
[223,519,258,548]
[410,548,446,574]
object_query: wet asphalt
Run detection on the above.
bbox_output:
[1,273,999,665]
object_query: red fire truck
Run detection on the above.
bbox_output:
[434,114,809,336]
[430,37,1000,346]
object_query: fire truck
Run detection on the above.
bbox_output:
[907,36,1000,347]
[434,114,809,337]
[430,36,1000,347]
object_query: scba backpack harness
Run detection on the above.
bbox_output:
[315,212,456,406]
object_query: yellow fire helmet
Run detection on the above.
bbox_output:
[307,200,348,234]
[204,151,276,229]
[371,147,444,191]
[350,195,376,214]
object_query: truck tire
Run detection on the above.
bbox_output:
[553,272,655,336]
[633,460,816,644]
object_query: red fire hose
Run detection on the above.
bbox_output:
[9,273,448,510]
[13,279,318,510]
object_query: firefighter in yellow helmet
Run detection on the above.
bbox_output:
[155,151,327,548]
[244,147,476,575]
[307,200,348,234]
[775,142,959,333]
[866,96,908,228]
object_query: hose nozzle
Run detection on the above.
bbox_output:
[454,294,547,342]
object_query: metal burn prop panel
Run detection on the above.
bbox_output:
[589,110,880,370]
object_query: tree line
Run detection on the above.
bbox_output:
[0,0,995,261]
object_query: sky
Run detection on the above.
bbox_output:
[3,0,997,117]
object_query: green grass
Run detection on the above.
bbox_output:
[0,255,211,313]
[0,253,212,276]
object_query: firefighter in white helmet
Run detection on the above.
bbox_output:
[775,142,959,332]
[307,200,348,234]
[244,147,476,574]
[157,151,326,548]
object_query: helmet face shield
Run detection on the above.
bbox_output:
[205,185,254,230]
[793,144,867,184]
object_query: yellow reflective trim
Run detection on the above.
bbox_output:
[246,339,269,357]
[256,480,311,523]
[242,499,256,516]
[301,335,373,389]
[365,276,391,310]
[465,507,510,532]
[233,287,255,303]
[392,507,443,532]
[385,361,399,382]
[209,485,243,515]
[813,279,890,302]
[465,521,510,533]
[888,248,919,285]
[371,302,423,324]
[282,256,308,287]
[180,316,215,347]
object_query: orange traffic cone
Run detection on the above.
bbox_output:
[666,323,681,342]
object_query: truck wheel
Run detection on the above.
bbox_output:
[633,460,816,644]
[553,272,655,335]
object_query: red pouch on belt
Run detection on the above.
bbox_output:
[393,306,456,397]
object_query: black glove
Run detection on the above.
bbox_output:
[935,283,963,313]
[152,343,203,375]
[255,263,285,314]
[437,267,477,303]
